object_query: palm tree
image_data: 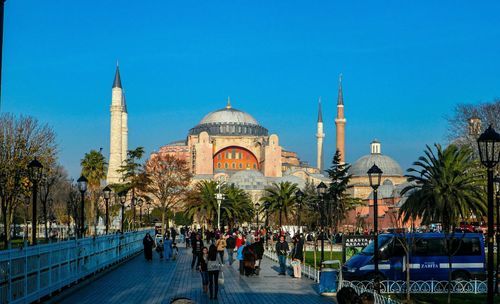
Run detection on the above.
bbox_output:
[399,144,486,304]
[224,184,254,228]
[80,149,107,234]
[260,181,299,228]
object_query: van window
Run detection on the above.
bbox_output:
[413,238,446,256]
[451,237,481,256]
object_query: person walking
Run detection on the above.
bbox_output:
[207,244,223,300]
[243,240,257,276]
[215,235,226,263]
[198,247,209,294]
[225,234,236,265]
[164,236,173,261]
[253,236,264,275]
[235,233,244,249]
[143,233,155,261]
[237,240,246,275]
[291,235,304,278]
[191,234,204,269]
[276,235,289,275]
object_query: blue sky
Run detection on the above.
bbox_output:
[3,1,500,179]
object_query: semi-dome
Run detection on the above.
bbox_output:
[189,100,268,136]
[350,140,403,177]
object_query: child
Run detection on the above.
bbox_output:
[172,243,179,260]
[156,240,164,259]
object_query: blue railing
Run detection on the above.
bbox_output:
[0,229,153,304]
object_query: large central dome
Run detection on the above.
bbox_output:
[199,107,259,125]
[189,100,268,136]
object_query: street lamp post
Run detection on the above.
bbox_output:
[264,201,271,245]
[367,163,383,293]
[119,191,128,233]
[477,125,500,304]
[103,186,112,234]
[28,158,43,245]
[146,200,152,225]
[317,182,327,265]
[77,175,88,238]
[255,202,260,229]
[295,189,304,232]
[495,174,500,295]
[137,198,144,227]
[216,192,224,231]
[131,197,137,230]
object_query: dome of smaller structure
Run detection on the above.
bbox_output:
[274,175,306,189]
[228,170,268,190]
[350,140,403,177]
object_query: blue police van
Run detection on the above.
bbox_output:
[342,232,485,281]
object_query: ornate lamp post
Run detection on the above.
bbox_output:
[215,192,224,231]
[119,190,128,233]
[146,200,152,225]
[103,186,112,234]
[477,125,500,303]
[495,174,500,294]
[317,182,327,264]
[295,189,304,231]
[367,163,383,293]
[255,202,260,229]
[28,158,43,245]
[77,175,88,238]
[131,197,137,230]
[264,201,271,245]
[137,198,144,228]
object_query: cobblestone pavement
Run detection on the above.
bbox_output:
[58,246,335,304]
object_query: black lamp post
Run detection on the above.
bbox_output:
[137,198,144,227]
[264,201,271,245]
[296,189,304,231]
[367,163,383,293]
[119,191,128,233]
[477,125,500,303]
[255,202,260,229]
[77,175,88,238]
[317,182,327,265]
[28,158,43,245]
[103,186,112,234]
[131,197,137,230]
[146,200,152,225]
[495,174,500,295]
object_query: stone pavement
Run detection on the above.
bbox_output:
[57,246,335,304]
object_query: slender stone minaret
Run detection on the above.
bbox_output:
[107,65,127,184]
[316,97,325,171]
[335,74,346,163]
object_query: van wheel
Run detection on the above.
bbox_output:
[452,271,470,281]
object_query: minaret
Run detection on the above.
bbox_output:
[107,65,126,184]
[121,94,128,165]
[335,74,346,163]
[316,97,325,171]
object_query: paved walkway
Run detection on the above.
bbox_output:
[58,246,335,304]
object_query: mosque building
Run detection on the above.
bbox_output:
[105,66,410,231]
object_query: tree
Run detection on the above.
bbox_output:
[260,181,299,228]
[0,114,57,247]
[80,149,107,235]
[399,144,486,303]
[223,184,254,227]
[38,164,66,239]
[325,150,360,234]
[145,153,191,231]
[447,99,500,156]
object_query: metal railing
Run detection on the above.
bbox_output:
[346,279,488,294]
[0,229,153,304]
[341,280,400,304]
[263,249,321,282]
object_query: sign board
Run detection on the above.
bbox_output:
[342,235,373,263]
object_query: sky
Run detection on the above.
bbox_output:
[3,1,500,179]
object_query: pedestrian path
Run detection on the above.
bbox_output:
[58,246,335,304]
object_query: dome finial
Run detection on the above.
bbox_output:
[226,96,231,109]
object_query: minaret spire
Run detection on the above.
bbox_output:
[317,97,323,123]
[335,73,346,163]
[112,64,122,89]
[316,97,325,171]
